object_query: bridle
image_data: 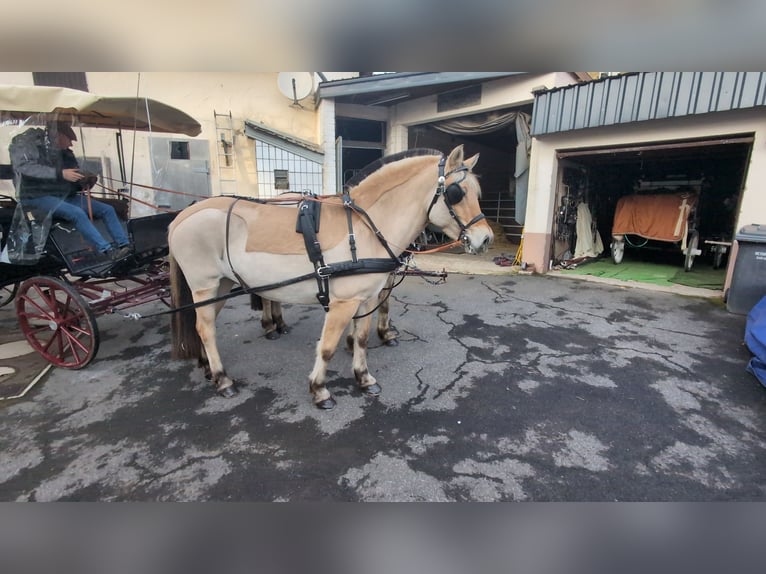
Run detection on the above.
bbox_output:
[426,155,486,246]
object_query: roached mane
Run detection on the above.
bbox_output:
[344,148,442,191]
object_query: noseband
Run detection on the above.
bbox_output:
[426,156,486,240]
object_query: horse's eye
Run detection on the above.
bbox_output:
[445,183,465,204]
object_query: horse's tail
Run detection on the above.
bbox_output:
[250,293,263,311]
[169,254,202,360]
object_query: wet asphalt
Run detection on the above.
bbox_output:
[1,272,765,501]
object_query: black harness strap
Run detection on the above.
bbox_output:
[296,196,331,308]
[296,192,401,310]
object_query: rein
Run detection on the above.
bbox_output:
[139,153,476,320]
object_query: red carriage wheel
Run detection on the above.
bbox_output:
[15,276,100,369]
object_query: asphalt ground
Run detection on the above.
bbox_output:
[1,261,764,501]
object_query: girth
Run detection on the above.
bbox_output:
[295,192,400,310]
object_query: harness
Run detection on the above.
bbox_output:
[158,154,485,317]
[427,156,486,249]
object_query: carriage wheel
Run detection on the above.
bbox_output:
[611,237,625,264]
[0,282,18,307]
[684,230,700,272]
[15,276,100,369]
[712,247,725,270]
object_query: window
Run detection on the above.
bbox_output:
[274,169,290,190]
[170,141,190,160]
[33,72,88,92]
[254,139,322,197]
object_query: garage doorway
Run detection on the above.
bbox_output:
[552,135,753,291]
[408,108,531,244]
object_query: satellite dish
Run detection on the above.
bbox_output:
[277,72,315,107]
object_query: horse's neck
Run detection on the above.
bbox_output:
[351,162,436,252]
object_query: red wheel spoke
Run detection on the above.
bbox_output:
[59,327,90,356]
[18,292,57,322]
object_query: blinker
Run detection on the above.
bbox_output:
[445,182,465,205]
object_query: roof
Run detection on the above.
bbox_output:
[531,72,766,136]
[244,120,323,163]
[317,72,526,106]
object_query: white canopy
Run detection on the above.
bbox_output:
[0,84,201,137]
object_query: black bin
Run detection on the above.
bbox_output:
[727,224,766,314]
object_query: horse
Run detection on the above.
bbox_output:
[253,270,400,346]
[168,145,493,409]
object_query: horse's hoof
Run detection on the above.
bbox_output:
[278,326,290,335]
[218,385,238,398]
[362,383,382,396]
[384,338,399,347]
[316,397,337,410]
[265,331,280,341]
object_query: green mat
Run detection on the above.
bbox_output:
[560,257,725,289]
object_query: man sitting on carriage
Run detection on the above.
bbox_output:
[9,120,132,261]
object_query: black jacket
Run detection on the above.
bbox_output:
[8,127,81,200]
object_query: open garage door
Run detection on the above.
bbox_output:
[551,135,753,291]
[408,107,532,245]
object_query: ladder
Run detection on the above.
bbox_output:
[214,110,237,195]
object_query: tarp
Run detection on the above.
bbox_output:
[0,85,201,136]
[745,295,766,388]
[612,192,697,243]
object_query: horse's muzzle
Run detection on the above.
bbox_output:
[462,228,494,254]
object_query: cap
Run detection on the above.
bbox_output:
[47,121,77,141]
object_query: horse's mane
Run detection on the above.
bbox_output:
[344,148,442,191]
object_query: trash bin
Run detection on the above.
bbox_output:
[727,224,766,314]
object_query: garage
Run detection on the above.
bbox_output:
[524,72,766,296]
[550,135,752,289]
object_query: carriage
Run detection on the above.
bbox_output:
[609,179,706,271]
[0,85,201,369]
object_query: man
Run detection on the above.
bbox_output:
[9,121,131,261]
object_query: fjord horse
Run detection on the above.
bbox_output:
[168,146,493,409]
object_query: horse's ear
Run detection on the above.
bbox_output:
[446,145,465,171]
[465,153,480,171]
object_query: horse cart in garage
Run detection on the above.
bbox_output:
[610,179,707,271]
[0,85,201,369]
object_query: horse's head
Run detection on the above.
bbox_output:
[427,145,494,254]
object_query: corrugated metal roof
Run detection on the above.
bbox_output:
[531,72,766,136]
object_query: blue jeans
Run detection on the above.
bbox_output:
[22,195,129,253]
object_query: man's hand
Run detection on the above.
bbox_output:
[62,168,84,183]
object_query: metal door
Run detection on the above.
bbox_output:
[150,137,210,211]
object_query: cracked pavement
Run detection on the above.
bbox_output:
[1,273,765,501]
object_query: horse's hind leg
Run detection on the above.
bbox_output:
[260,299,290,340]
[309,299,360,410]
[196,283,237,398]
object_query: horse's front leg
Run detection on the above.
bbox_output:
[195,284,237,398]
[309,299,360,410]
[375,278,399,347]
[351,298,382,397]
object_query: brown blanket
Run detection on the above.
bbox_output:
[612,192,697,242]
